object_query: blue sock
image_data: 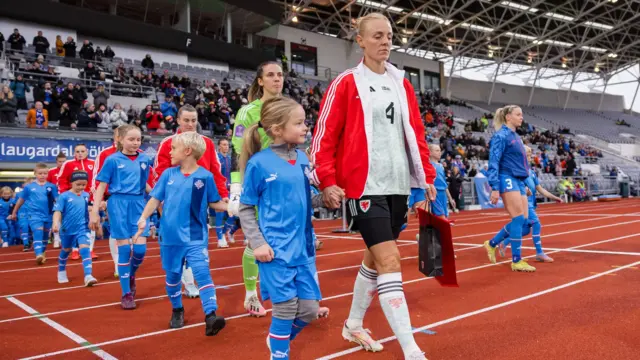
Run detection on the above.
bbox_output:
[521,220,532,237]
[269,317,293,360]
[489,223,510,248]
[79,247,92,276]
[532,221,543,254]
[165,271,183,309]
[191,263,218,315]
[290,318,309,341]
[58,249,70,272]
[215,212,225,240]
[225,216,239,235]
[118,244,132,295]
[131,244,146,276]
[32,226,45,256]
[510,215,525,263]
[21,231,29,249]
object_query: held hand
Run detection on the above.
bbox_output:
[555,196,564,203]
[89,212,101,231]
[413,200,428,212]
[132,218,146,242]
[52,222,60,233]
[426,184,436,201]
[322,185,344,209]
[253,244,274,262]
[212,201,228,212]
[9,213,16,221]
[221,197,229,203]
[490,190,500,205]
[526,188,532,197]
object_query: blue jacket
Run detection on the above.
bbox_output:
[10,80,30,99]
[217,151,232,187]
[488,125,530,191]
[160,101,177,119]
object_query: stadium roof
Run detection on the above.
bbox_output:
[276,0,640,100]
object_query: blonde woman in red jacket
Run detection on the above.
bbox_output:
[309,12,436,360]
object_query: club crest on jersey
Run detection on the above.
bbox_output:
[88,165,93,170]
[194,179,204,190]
[359,200,371,213]
[140,163,147,170]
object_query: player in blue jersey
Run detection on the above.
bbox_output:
[238,97,325,360]
[0,187,14,247]
[15,179,34,251]
[214,138,236,248]
[11,164,58,265]
[52,171,98,286]
[91,124,153,309]
[136,132,227,335]
[496,145,563,262]
[483,105,536,272]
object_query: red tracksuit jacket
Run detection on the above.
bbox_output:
[57,158,96,194]
[309,61,436,199]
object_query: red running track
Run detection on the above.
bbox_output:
[1,200,640,359]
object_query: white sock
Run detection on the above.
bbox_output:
[345,263,377,329]
[73,247,78,252]
[182,265,195,286]
[245,289,257,301]
[53,232,60,244]
[377,272,420,357]
[108,237,118,272]
[89,231,96,251]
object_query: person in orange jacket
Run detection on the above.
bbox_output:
[26,101,48,129]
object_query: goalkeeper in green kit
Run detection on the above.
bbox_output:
[230,61,328,318]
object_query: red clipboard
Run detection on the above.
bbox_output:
[417,207,458,287]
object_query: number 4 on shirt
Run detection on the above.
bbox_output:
[386,102,395,124]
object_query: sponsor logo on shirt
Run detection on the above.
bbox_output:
[194,179,204,189]
[369,86,376,92]
[382,86,391,91]
[359,199,371,213]
[117,164,125,169]
[167,180,174,185]
[67,198,73,203]
[265,173,278,183]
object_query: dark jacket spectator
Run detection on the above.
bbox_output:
[0,32,4,52]
[8,29,26,52]
[9,75,29,110]
[57,103,75,128]
[76,103,98,128]
[79,40,95,61]
[104,46,115,59]
[61,83,82,117]
[0,86,18,124]
[141,54,154,70]
[32,32,50,55]
[33,81,60,122]
[63,37,76,58]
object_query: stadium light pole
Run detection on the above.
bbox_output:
[527,67,541,107]
[445,56,458,98]
[597,76,610,112]
[628,79,640,112]
[563,72,577,110]
[487,62,502,105]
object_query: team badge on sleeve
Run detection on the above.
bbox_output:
[234,125,245,137]
[359,199,371,213]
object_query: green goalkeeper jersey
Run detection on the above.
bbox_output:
[230,99,271,183]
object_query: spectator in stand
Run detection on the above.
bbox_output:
[63,37,76,58]
[77,102,98,128]
[55,35,64,57]
[33,31,50,57]
[127,105,138,122]
[164,115,178,133]
[104,46,115,59]
[141,54,154,70]
[132,117,146,132]
[33,81,59,122]
[96,104,111,131]
[92,82,109,108]
[0,32,4,53]
[7,29,26,53]
[84,62,98,80]
[160,95,177,119]
[110,103,128,128]
[94,46,104,64]
[75,83,88,104]
[145,105,163,131]
[62,82,81,119]
[183,83,199,106]
[0,86,18,124]
[79,40,95,61]
[26,101,48,129]
[10,75,29,110]
[448,166,465,210]
[58,103,75,128]
[139,104,152,121]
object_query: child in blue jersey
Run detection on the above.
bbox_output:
[91,125,153,309]
[0,187,14,247]
[483,105,536,272]
[238,97,324,360]
[497,146,563,262]
[52,171,98,286]
[214,138,236,248]
[11,164,58,265]
[15,179,34,251]
[136,132,227,336]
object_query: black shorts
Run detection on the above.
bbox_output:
[346,195,409,248]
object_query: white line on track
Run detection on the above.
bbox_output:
[7,297,118,360]
[18,231,640,360]
[316,257,640,359]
